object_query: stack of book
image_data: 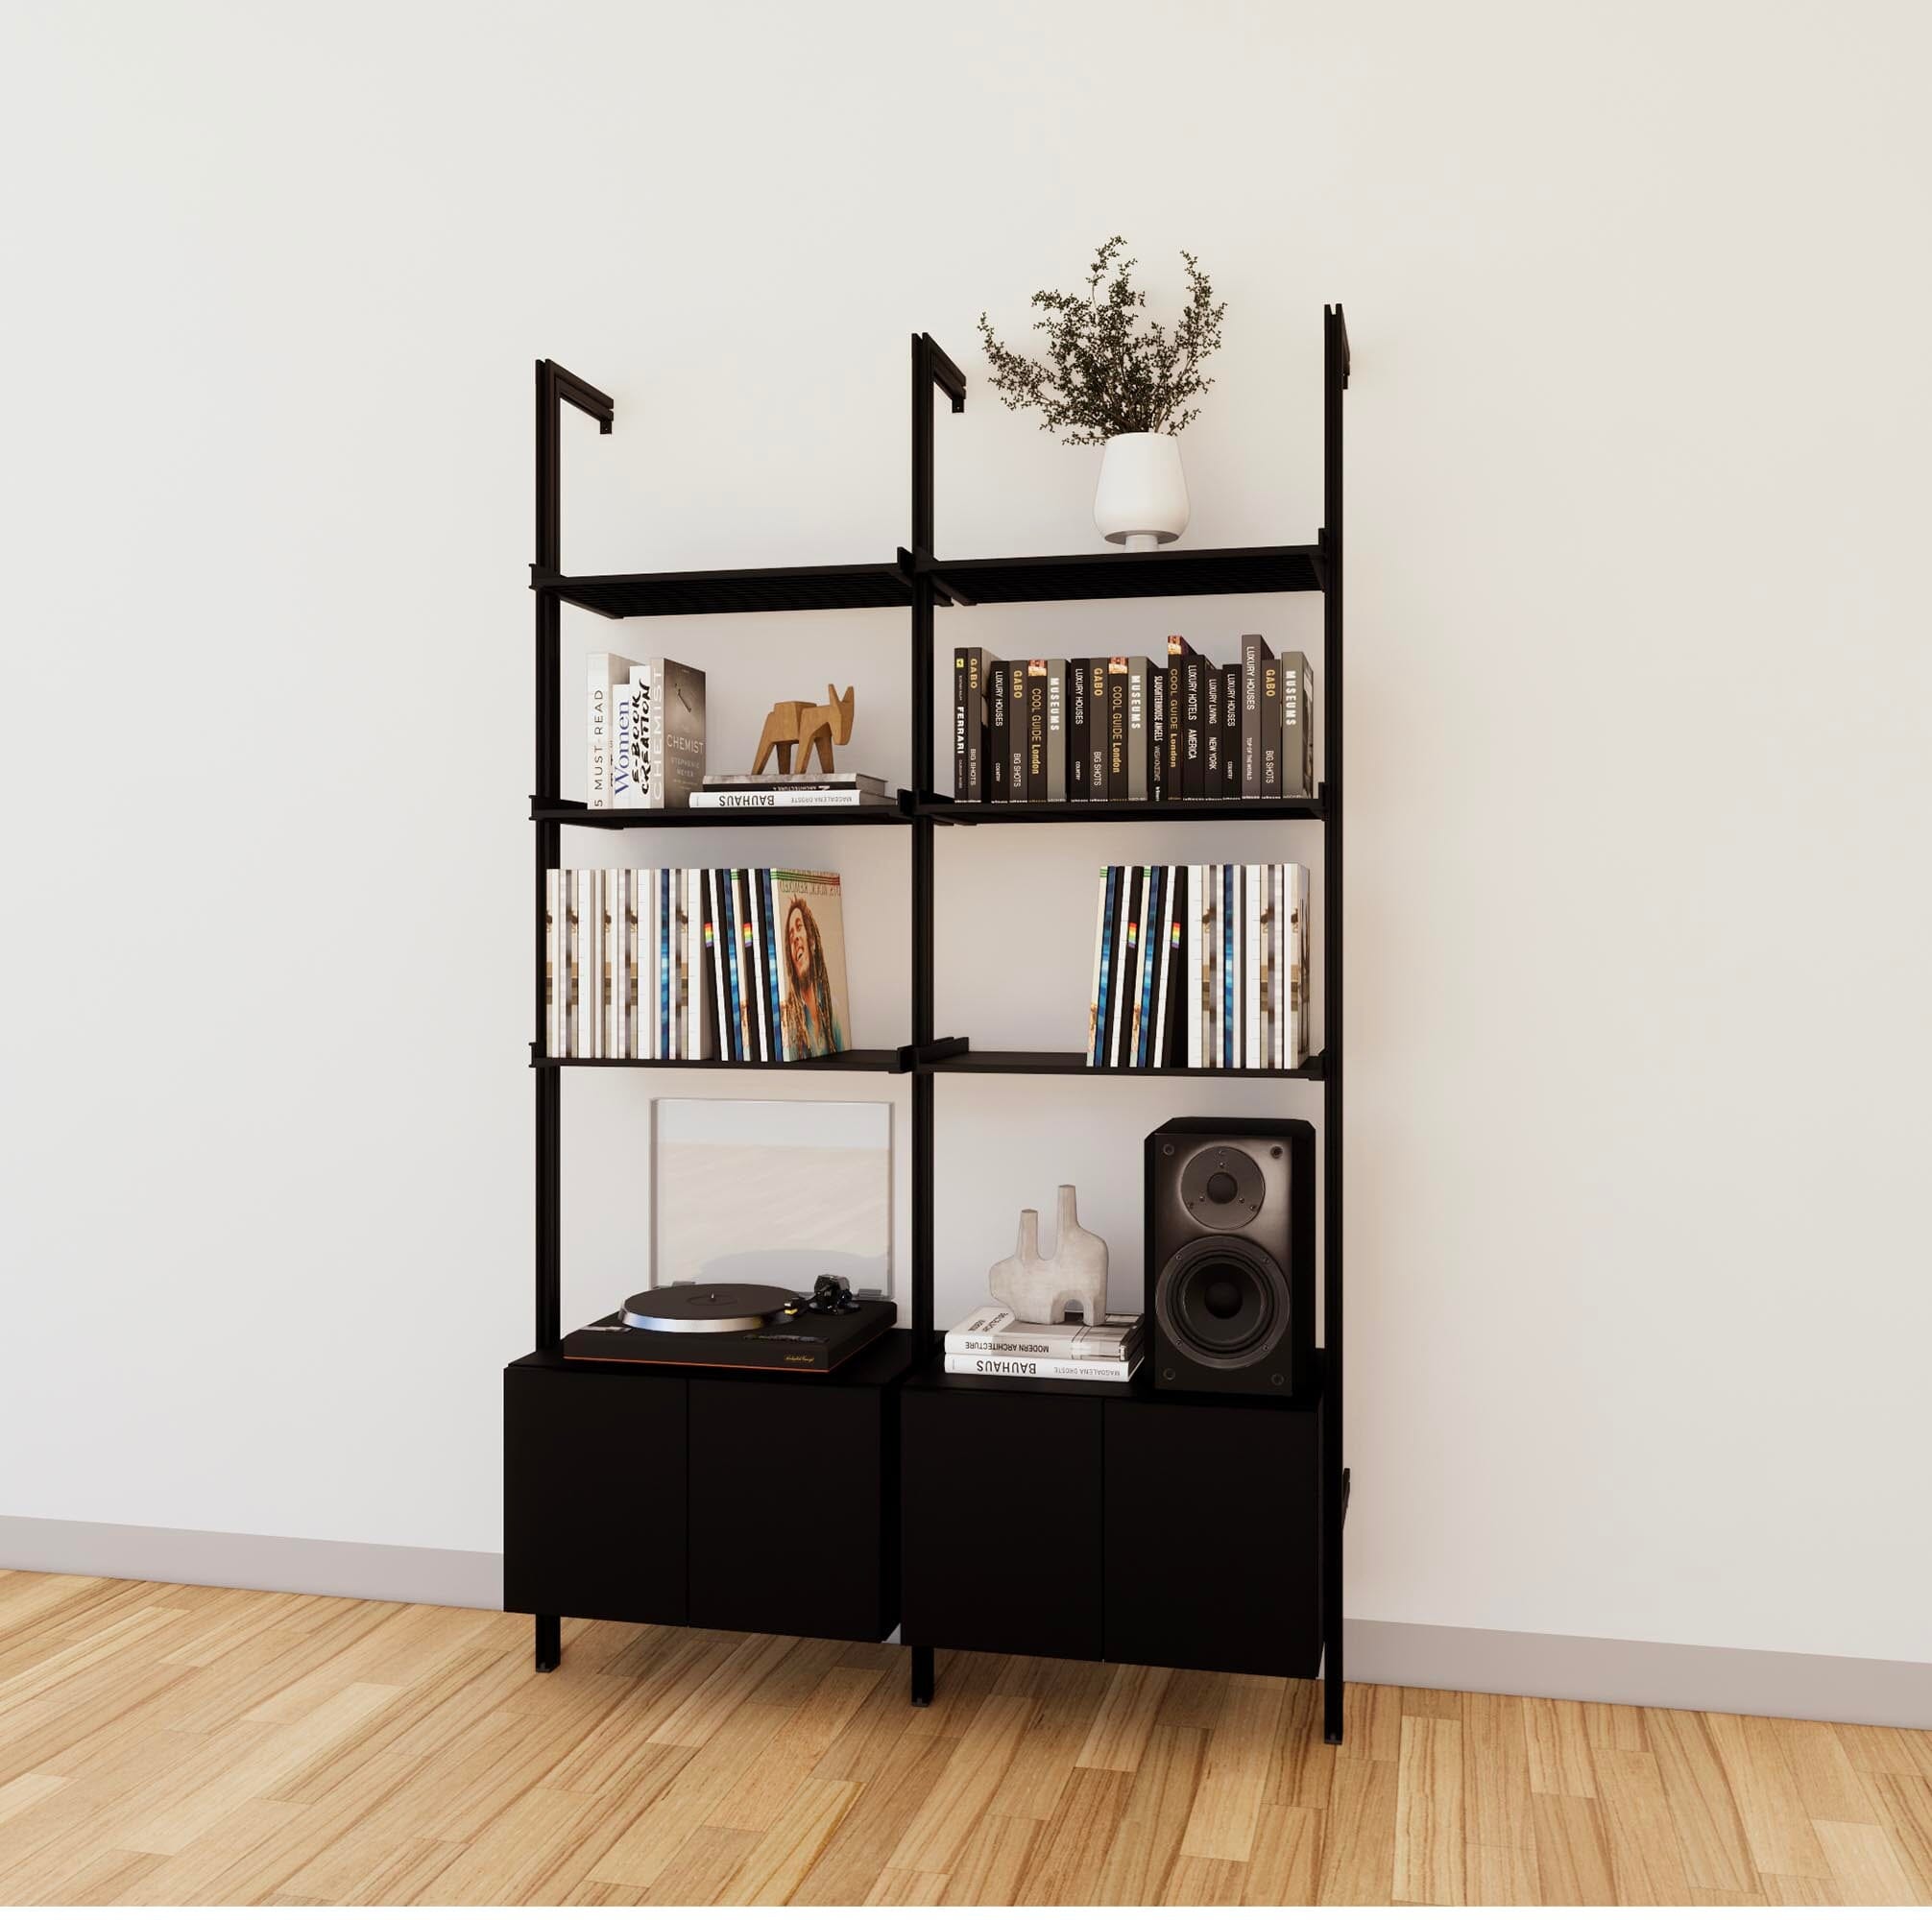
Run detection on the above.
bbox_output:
[690,772,894,811]
[543,867,852,1063]
[952,637,1313,804]
[944,1308,1145,1382]
[1087,863,1311,1070]
[589,655,707,809]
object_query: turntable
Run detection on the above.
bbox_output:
[562,1276,895,1373]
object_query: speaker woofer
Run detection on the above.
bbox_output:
[1154,1235,1290,1370]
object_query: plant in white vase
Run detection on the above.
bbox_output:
[978,237,1225,551]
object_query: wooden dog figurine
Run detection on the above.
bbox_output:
[752,684,855,775]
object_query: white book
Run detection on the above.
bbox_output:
[747,868,771,1063]
[1251,865,1267,1073]
[1107,865,1137,1068]
[1188,865,1205,1069]
[945,1306,1143,1356]
[635,869,652,1061]
[612,678,636,807]
[587,654,640,809]
[1152,864,1177,1068]
[1296,864,1312,1065]
[573,870,597,1058]
[685,869,706,1059]
[561,870,578,1058]
[944,1354,1142,1382]
[688,789,889,811]
[1085,867,1111,1068]
[544,870,562,1060]
[608,869,627,1061]
[628,664,652,809]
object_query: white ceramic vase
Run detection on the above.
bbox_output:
[988,1185,1109,1326]
[1094,432,1190,551]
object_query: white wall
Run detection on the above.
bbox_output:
[3,0,1929,1668]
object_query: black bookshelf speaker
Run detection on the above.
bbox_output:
[1146,1116,1316,1397]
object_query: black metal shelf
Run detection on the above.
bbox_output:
[533,561,912,619]
[534,1048,906,1074]
[523,310,1349,1736]
[922,543,1322,606]
[917,794,1322,826]
[534,796,912,828]
[928,1048,1325,1082]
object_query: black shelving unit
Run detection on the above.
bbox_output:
[513,310,1350,1741]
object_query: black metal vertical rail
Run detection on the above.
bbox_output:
[907,332,964,1709]
[532,358,614,1675]
[1319,305,1349,1742]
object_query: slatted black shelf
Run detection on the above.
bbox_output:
[923,543,1322,606]
[918,795,1322,825]
[928,1048,1325,1081]
[534,1049,906,1073]
[534,562,912,619]
[534,797,912,828]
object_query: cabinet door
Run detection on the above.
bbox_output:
[503,1365,688,1626]
[688,1379,894,1643]
[901,1387,1102,1661]
[1103,1399,1319,1677]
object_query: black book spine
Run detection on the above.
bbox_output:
[1166,864,1190,1065]
[1166,657,1185,802]
[1148,666,1167,803]
[1240,634,1263,800]
[965,647,987,801]
[1068,661,1089,802]
[987,661,1008,804]
[1025,662,1047,803]
[1088,659,1110,801]
[953,649,965,800]
[1182,658,1205,800]
[1220,665,1242,798]
[1259,649,1282,799]
[1202,662,1221,796]
[1009,665,1029,804]
[1044,660,1067,803]
[1106,660,1128,802]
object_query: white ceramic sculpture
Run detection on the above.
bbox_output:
[989,1185,1108,1326]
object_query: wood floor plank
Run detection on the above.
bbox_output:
[790,1730,958,1906]
[936,1811,1041,1905]
[1092,1721,1206,1905]
[1156,1666,1230,1730]
[1530,1790,1616,1905]
[1241,1801,1320,1905]
[0,1770,69,1829]
[1010,1763,1130,1903]
[1585,1699,1648,1751]
[1177,1671,1286,1862]
[1524,1694,1599,1797]
[413,1783,616,1904]
[644,1633,798,1747]
[1393,1715,1464,1904]
[888,1692,1035,1875]
[1775,1718,1876,1824]
[1812,1817,1920,1905]
[1465,1839,1542,1904]
[983,1659,1112,1823]
[863,1864,948,1904]
[637,1822,761,1906]
[1317,1758,1399,1906]
[1463,1690,1534,1855]
[1161,1851,1247,1903]
[1867,1770,1932,1903]
[1705,1711,1831,1880]
[1075,1661,1172,1772]
[1341,1681,1404,1763]
[1833,1720,1930,1777]
[1646,1705,1757,1894]
[1760,1872,1841,1904]
[1403,1686,1466,1722]
[1268,1677,1336,1812]
[704,1663,882,1830]
[714,1772,860,1903]
[1596,1746,1693,1904]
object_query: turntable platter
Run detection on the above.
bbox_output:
[619,1284,800,1334]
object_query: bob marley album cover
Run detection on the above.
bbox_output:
[770,870,852,1059]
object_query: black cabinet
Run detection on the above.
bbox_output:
[1103,1395,1319,1676]
[900,1384,1103,1660]
[505,1337,907,1646]
[503,1360,687,1626]
[688,1376,898,1642]
[899,1365,1321,1679]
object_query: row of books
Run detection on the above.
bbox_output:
[543,867,853,1062]
[953,637,1314,804]
[944,1307,1145,1382]
[588,655,707,808]
[1087,863,1311,1071]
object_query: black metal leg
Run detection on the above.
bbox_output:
[910,1644,934,1706]
[1323,1641,1342,1743]
[535,1615,561,1672]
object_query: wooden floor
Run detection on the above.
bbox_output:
[0,1572,1927,1906]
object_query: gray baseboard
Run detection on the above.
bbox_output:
[1346,1618,1931,1729]
[0,1515,500,1612]
[6,1516,1924,1727]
